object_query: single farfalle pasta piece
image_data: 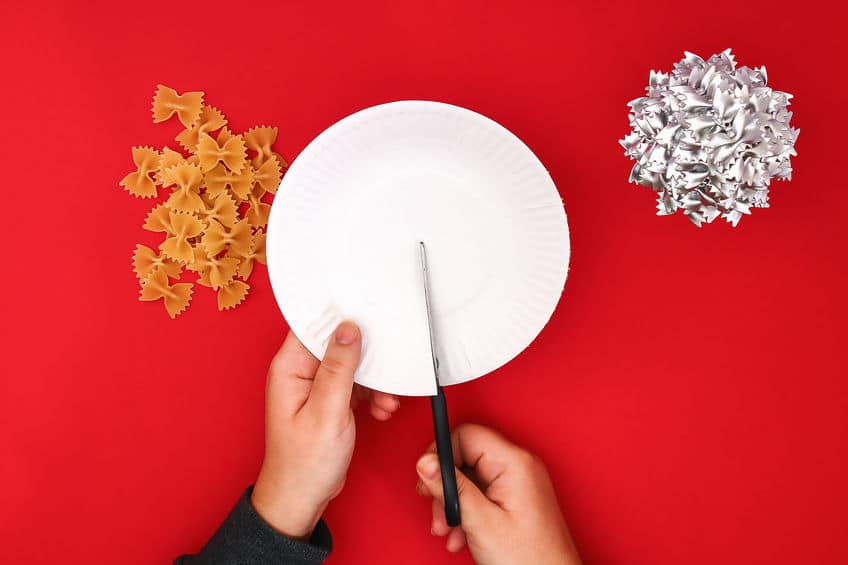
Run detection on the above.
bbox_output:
[197,132,247,173]
[207,257,241,289]
[189,243,240,289]
[245,126,288,168]
[205,163,254,201]
[176,106,227,151]
[132,244,183,280]
[143,203,176,235]
[119,147,161,198]
[152,85,204,127]
[251,156,282,194]
[203,218,252,256]
[162,163,204,213]
[159,210,203,263]
[139,269,194,319]
[198,271,250,310]
[619,49,799,227]
[234,230,266,279]
[244,183,271,229]
[217,279,250,310]
[199,191,238,228]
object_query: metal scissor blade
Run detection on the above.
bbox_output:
[419,240,461,526]
[419,241,440,388]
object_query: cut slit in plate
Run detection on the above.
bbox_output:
[266,101,570,396]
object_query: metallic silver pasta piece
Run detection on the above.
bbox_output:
[620,49,799,227]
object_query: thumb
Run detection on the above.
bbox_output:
[416,453,496,532]
[307,321,361,418]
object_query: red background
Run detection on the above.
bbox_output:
[2,1,846,563]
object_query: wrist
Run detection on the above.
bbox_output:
[252,471,326,541]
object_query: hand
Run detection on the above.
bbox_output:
[251,321,399,539]
[416,424,581,565]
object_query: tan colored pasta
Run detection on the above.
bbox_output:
[156,147,198,184]
[160,210,203,263]
[217,279,250,310]
[245,126,287,168]
[197,133,247,173]
[199,192,238,228]
[252,157,282,194]
[143,203,176,235]
[234,231,266,279]
[205,164,254,201]
[245,183,271,229]
[162,163,205,212]
[120,147,161,198]
[133,244,183,280]
[189,243,240,289]
[152,85,203,127]
[203,218,252,257]
[197,272,251,311]
[176,106,227,151]
[119,85,285,317]
[216,127,234,144]
[139,269,194,319]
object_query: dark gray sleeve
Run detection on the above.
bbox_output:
[175,486,332,565]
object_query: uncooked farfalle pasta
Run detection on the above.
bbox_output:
[119,85,285,318]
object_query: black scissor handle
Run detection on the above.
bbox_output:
[430,386,461,527]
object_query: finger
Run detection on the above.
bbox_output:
[267,331,320,417]
[416,453,497,532]
[370,403,393,421]
[370,391,400,415]
[308,321,361,418]
[447,424,523,488]
[445,527,467,553]
[424,425,544,516]
[430,498,450,536]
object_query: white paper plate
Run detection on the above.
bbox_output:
[267,101,569,396]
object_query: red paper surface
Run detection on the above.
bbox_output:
[2,1,846,563]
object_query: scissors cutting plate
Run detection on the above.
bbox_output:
[420,241,461,527]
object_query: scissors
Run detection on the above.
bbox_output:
[419,241,461,527]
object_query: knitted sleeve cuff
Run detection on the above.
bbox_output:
[180,486,332,565]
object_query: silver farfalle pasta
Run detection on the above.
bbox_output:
[620,49,799,227]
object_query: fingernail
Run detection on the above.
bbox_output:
[335,322,358,345]
[416,454,439,480]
